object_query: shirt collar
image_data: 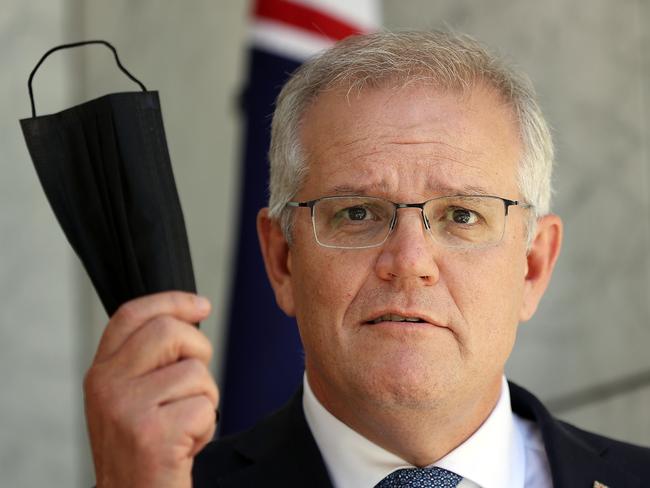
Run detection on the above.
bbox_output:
[302,375,525,488]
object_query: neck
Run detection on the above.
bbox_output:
[306,371,502,466]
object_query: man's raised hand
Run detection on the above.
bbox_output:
[83,291,218,488]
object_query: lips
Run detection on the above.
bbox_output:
[367,313,426,324]
[362,308,444,327]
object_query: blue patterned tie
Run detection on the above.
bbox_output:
[374,467,462,487]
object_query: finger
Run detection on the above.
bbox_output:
[112,316,213,376]
[131,358,219,407]
[95,291,211,362]
[159,395,217,457]
[190,416,217,458]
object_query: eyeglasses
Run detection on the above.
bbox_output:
[286,195,532,249]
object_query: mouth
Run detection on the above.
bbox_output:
[364,312,431,326]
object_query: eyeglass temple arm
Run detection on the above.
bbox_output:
[286,200,316,217]
[503,199,534,215]
[285,201,313,208]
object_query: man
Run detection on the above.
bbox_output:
[84,31,650,487]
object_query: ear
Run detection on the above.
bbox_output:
[257,208,296,316]
[519,214,563,322]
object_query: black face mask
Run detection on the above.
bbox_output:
[20,40,196,317]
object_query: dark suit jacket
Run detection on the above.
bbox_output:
[193,382,650,487]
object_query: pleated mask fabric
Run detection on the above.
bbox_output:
[20,41,196,317]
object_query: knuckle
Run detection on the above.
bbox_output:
[195,395,216,421]
[83,364,110,401]
[152,317,187,359]
[202,335,214,360]
[190,331,213,365]
[178,360,217,404]
[148,315,178,340]
[209,381,220,408]
[202,375,219,407]
[113,300,140,324]
[199,423,217,450]
[182,357,206,377]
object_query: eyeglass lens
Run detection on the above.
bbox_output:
[312,196,507,249]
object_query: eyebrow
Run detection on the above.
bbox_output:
[327,183,493,197]
[329,183,390,195]
[435,184,492,196]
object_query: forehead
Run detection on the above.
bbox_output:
[298,82,523,199]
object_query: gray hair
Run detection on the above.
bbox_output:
[267,30,554,242]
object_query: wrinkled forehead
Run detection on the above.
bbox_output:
[296,80,523,200]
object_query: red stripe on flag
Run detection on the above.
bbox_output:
[254,0,365,40]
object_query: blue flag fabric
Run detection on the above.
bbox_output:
[219,0,379,436]
[220,47,304,436]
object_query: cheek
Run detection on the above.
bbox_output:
[291,248,371,337]
[444,248,527,351]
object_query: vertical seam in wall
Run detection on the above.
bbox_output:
[634,0,650,334]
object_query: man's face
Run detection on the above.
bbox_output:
[267,82,545,413]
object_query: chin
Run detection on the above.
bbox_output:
[353,360,457,410]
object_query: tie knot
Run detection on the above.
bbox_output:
[375,467,462,488]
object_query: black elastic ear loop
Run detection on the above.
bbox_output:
[27,39,148,118]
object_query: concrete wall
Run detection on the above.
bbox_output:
[1,2,80,487]
[2,1,648,486]
[384,0,650,445]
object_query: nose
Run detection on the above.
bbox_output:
[374,207,440,286]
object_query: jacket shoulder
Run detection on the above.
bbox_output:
[557,419,650,473]
[192,402,294,486]
[192,389,332,488]
[192,430,250,485]
[509,381,650,485]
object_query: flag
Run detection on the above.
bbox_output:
[220,0,380,435]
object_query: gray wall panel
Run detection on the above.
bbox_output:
[0,2,80,487]
[384,0,650,444]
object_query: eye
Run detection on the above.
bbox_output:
[446,207,479,225]
[343,206,370,221]
[325,198,391,229]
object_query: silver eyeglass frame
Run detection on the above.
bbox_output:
[285,194,533,250]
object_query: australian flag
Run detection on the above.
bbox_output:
[220,0,380,435]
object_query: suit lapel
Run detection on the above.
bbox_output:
[217,388,332,488]
[509,382,639,488]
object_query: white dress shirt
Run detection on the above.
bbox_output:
[303,376,552,488]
